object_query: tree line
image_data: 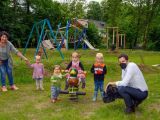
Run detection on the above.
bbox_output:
[0,0,160,50]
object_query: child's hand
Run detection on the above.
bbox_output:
[26,60,30,65]
[43,71,47,76]
[84,71,87,75]
[65,70,69,73]
[78,70,83,73]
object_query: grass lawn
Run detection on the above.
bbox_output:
[0,49,160,120]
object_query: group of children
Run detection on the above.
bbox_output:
[27,52,107,103]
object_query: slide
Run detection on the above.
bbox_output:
[83,39,99,51]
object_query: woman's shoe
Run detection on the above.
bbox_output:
[2,86,8,92]
[10,85,19,90]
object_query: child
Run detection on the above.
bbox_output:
[91,53,107,101]
[65,52,86,90]
[27,55,44,90]
[50,65,66,103]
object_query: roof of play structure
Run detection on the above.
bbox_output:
[88,19,106,31]
[73,18,88,28]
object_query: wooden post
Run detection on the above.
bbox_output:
[124,34,126,49]
[106,28,109,49]
[113,28,115,44]
[116,28,119,49]
[121,34,123,46]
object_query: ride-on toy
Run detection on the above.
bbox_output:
[60,68,86,101]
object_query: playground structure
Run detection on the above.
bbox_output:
[23,18,98,59]
[106,27,126,50]
[58,18,99,51]
[23,18,64,59]
[118,34,126,49]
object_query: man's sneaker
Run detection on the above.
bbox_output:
[134,100,142,107]
[2,86,8,92]
[10,85,19,90]
[124,106,135,114]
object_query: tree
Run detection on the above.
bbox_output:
[68,0,86,19]
[103,0,122,26]
[142,0,160,48]
[87,1,102,20]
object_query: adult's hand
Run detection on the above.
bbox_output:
[25,59,30,65]
[65,70,69,73]
[105,82,116,91]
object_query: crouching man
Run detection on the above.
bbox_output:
[106,54,148,114]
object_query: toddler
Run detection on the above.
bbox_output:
[91,53,107,101]
[27,55,44,90]
[51,65,66,103]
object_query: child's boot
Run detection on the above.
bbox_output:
[92,91,98,101]
[100,91,104,100]
[36,80,40,90]
[40,80,44,90]
[64,80,69,90]
[81,78,86,89]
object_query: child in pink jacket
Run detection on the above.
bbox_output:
[27,55,45,90]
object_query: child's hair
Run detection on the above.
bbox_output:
[71,52,80,58]
[35,55,41,60]
[96,53,104,62]
[53,65,61,71]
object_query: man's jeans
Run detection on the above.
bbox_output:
[0,59,14,86]
[118,86,148,107]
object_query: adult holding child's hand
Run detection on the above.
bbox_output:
[0,31,28,92]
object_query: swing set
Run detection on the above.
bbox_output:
[23,18,97,60]
[23,18,67,60]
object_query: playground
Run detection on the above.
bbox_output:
[1,0,160,119]
[22,18,99,61]
[0,49,160,120]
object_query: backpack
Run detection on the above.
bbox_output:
[103,85,121,103]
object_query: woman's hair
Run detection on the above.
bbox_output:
[0,31,9,39]
[71,52,80,58]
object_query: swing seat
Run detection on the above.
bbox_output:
[42,40,54,50]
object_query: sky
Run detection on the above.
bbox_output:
[86,0,102,3]
[56,0,102,3]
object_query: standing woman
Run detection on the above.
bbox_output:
[0,31,28,91]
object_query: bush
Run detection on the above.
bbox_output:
[86,22,101,47]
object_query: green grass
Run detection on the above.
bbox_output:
[0,49,160,120]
